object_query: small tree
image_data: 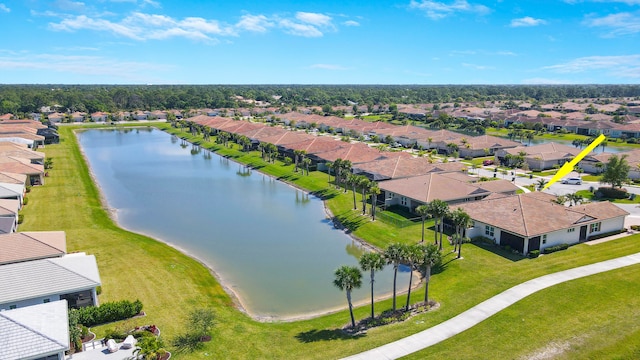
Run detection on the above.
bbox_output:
[601,154,630,189]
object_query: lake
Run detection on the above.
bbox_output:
[77,128,411,319]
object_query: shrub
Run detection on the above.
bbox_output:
[73,299,143,327]
[23,197,29,205]
[471,236,495,246]
[587,229,628,241]
[631,225,640,231]
[543,243,569,254]
[528,250,540,258]
[596,187,628,199]
[18,214,24,224]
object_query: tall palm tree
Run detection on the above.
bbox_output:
[451,208,472,259]
[418,243,441,304]
[358,176,371,215]
[333,158,343,189]
[340,159,353,192]
[326,161,334,182]
[359,252,386,319]
[302,157,312,175]
[384,243,407,311]
[428,199,450,250]
[404,244,421,311]
[347,173,359,210]
[333,265,363,328]
[415,204,430,243]
[369,183,381,221]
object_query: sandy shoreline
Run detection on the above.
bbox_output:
[75,127,423,323]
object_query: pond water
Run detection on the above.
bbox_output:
[77,128,411,319]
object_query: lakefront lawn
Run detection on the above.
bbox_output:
[18,123,640,359]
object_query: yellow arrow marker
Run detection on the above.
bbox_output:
[542,134,605,191]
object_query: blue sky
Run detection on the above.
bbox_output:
[0,0,639,84]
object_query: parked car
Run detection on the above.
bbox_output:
[561,177,582,185]
[482,159,494,166]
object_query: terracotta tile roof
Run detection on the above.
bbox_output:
[0,171,27,184]
[352,157,466,180]
[379,173,517,204]
[0,157,44,175]
[456,193,629,237]
[0,232,66,265]
[503,143,581,161]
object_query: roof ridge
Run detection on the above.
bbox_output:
[390,157,402,179]
[46,257,99,285]
[518,194,530,236]
[0,310,68,349]
[21,233,65,254]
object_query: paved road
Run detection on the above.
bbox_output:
[342,252,640,360]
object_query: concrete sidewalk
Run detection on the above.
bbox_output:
[342,252,640,360]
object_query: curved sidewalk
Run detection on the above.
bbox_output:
[342,252,640,360]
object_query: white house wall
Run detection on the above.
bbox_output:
[0,294,61,310]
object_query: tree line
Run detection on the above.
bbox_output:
[2,84,640,117]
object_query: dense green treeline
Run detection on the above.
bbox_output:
[1,84,640,115]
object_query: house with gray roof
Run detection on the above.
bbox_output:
[458,192,629,255]
[0,299,70,360]
[0,253,100,310]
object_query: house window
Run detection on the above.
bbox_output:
[43,298,50,303]
[542,234,547,244]
[590,222,601,233]
[9,305,16,309]
[485,225,494,237]
[401,197,408,206]
[567,228,575,233]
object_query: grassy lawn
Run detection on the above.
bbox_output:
[19,123,640,359]
[576,189,640,204]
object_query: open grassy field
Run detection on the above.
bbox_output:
[19,123,640,359]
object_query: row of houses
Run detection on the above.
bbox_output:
[0,119,101,359]
[186,113,630,256]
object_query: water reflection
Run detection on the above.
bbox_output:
[295,190,310,205]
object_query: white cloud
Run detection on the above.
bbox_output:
[309,64,348,70]
[279,19,323,37]
[497,50,517,56]
[50,12,237,42]
[510,16,546,27]
[543,55,640,78]
[0,3,10,12]
[583,12,640,36]
[462,63,494,70]
[0,53,172,82]
[343,20,360,26]
[295,12,332,26]
[409,0,491,20]
[236,14,273,32]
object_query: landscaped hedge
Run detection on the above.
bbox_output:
[542,243,569,254]
[595,187,628,199]
[587,229,628,241]
[528,250,540,258]
[73,299,143,327]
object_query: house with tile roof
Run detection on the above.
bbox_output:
[0,157,45,185]
[352,157,466,181]
[0,253,101,310]
[378,172,519,212]
[458,192,629,255]
[0,231,66,265]
[0,299,70,360]
[495,143,582,171]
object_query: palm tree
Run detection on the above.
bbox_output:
[302,157,312,175]
[333,158,343,189]
[333,265,363,328]
[133,336,167,360]
[384,243,407,311]
[404,244,421,311]
[428,199,450,250]
[451,208,472,259]
[369,183,381,221]
[566,192,583,206]
[358,176,370,215]
[347,174,359,210]
[326,161,334,182]
[536,178,548,191]
[415,204,430,243]
[359,252,386,319]
[418,243,441,304]
[340,159,353,192]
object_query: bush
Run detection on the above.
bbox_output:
[18,214,24,224]
[587,229,627,241]
[103,328,127,342]
[471,236,494,246]
[631,225,640,231]
[73,299,143,327]
[23,197,29,205]
[528,250,540,258]
[596,187,628,199]
[543,243,569,254]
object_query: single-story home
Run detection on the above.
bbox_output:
[379,172,519,212]
[0,299,70,360]
[0,231,66,265]
[495,142,581,171]
[0,252,101,310]
[458,192,629,255]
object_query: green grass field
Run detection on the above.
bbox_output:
[19,123,640,359]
